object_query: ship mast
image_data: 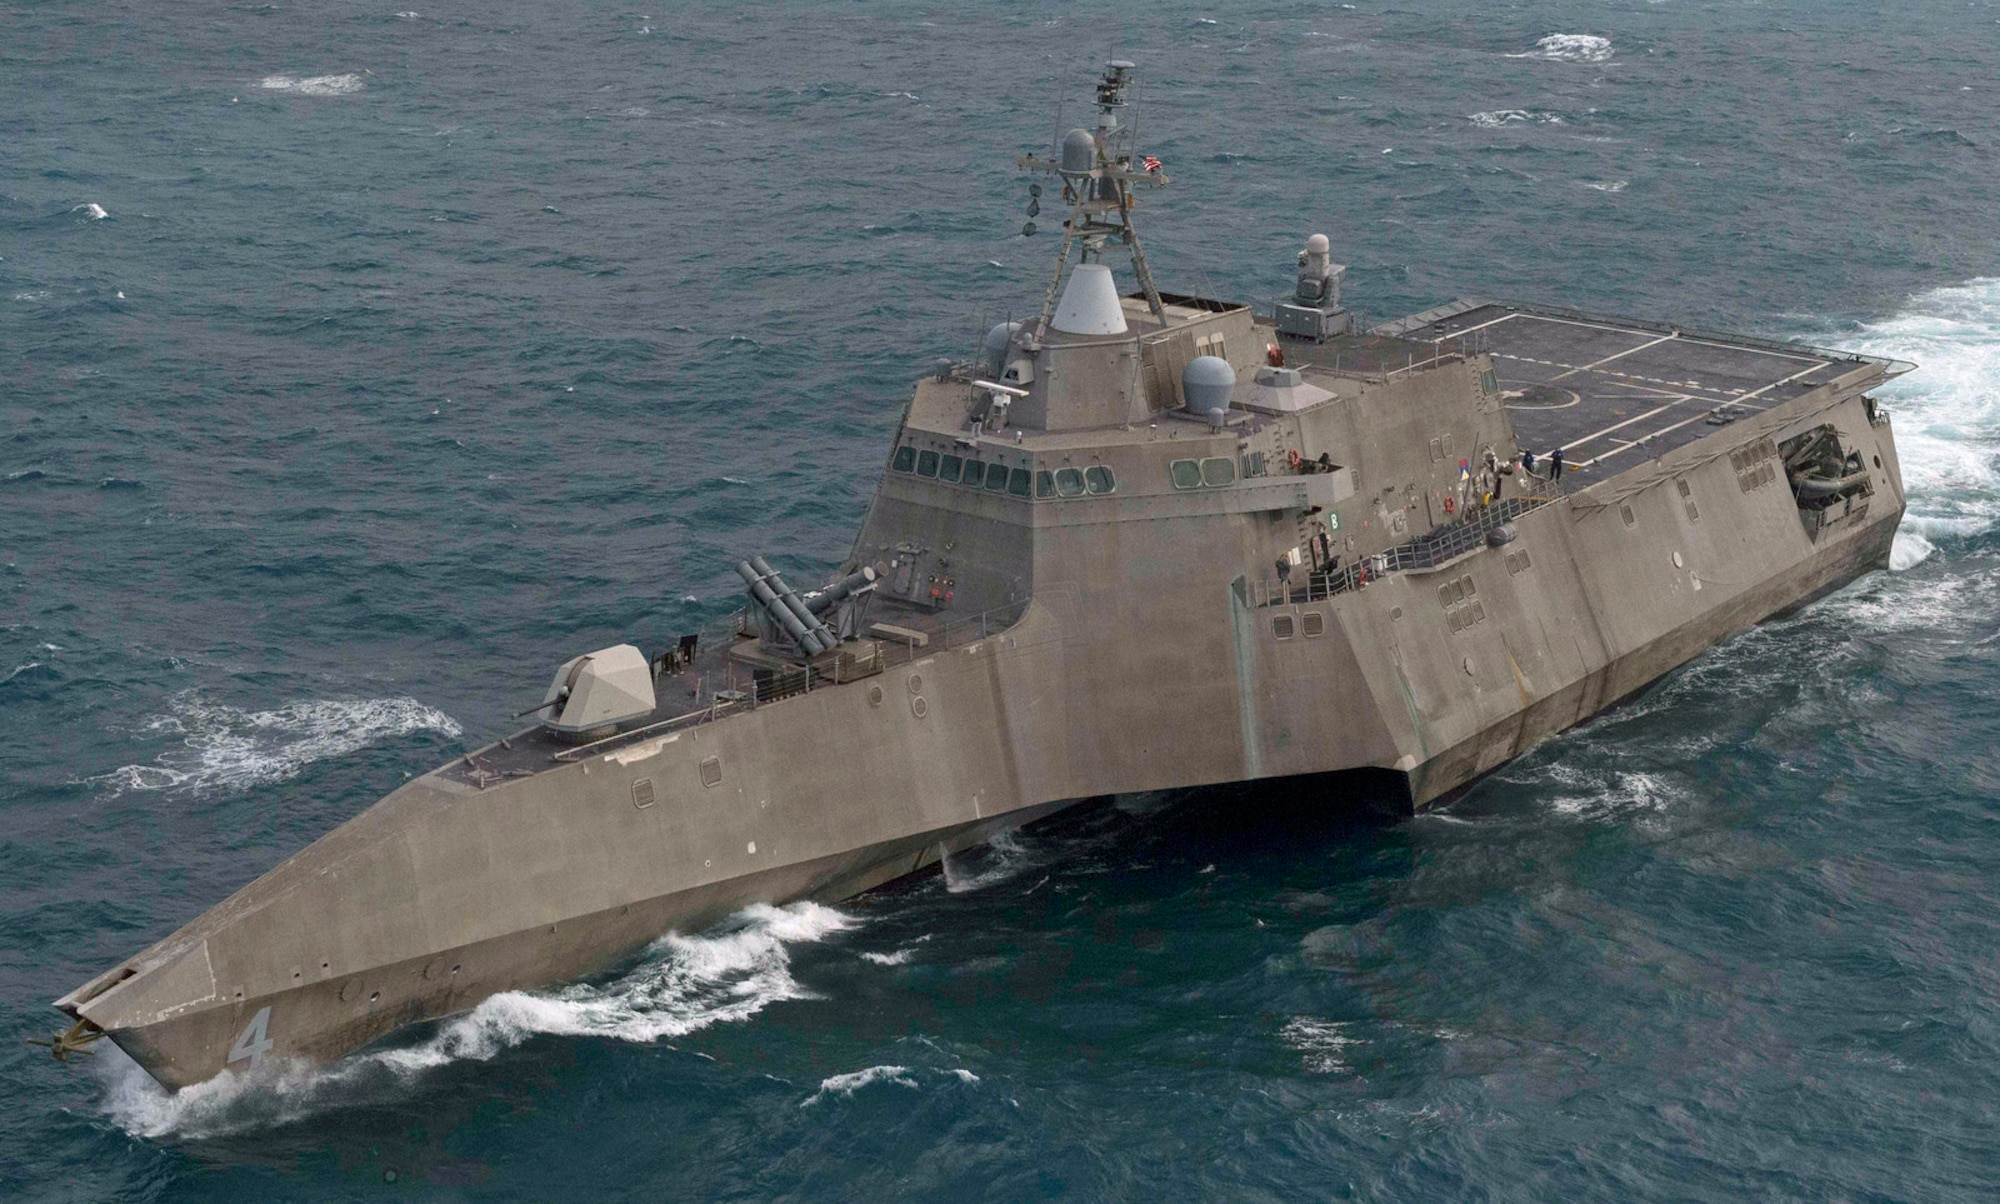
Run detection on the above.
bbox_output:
[1016,60,1169,329]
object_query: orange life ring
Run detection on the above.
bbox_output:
[1443,495,1456,514]
[1288,449,1302,469]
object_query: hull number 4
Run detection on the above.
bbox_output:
[228,1006,274,1068]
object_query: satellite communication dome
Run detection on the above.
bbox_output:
[1060,127,1097,174]
[1182,355,1236,426]
[983,321,1023,377]
[1306,233,1331,256]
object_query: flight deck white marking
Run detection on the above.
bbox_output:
[1516,312,1825,363]
[1437,311,1525,337]
[1559,401,1684,453]
[1550,331,1680,381]
[1733,361,1829,401]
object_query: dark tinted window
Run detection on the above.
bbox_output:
[1201,457,1236,486]
[939,454,964,483]
[916,450,940,478]
[986,462,1011,491]
[1084,466,1115,494]
[1008,467,1032,497]
[892,446,917,473]
[1170,459,1202,489]
[963,459,984,486]
[1054,468,1086,497]
[1036,470,1054,498]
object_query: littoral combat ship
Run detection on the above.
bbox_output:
[48,64,1908,1089]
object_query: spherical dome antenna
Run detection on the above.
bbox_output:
[1060,128,1097,175]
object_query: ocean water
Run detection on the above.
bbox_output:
[4,0,1999,1198]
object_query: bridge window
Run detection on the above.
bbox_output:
[964,459,984,487]
[1201,457,1236,487]
[1302,612,1325,638]
[892,446,917,473]
[1084,466,1116,494]
[1272,615,1296,640]
[1036,470,1054,498]
[939,454,964,483]
[1055,468,1086,497]
[985,462,1011,491]
[916,450,940,478]
[1170,459,1203,489]
[1009,467,1032,497]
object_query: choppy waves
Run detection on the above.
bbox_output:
[257,73,365,96]
[939,827,1036,894]
[94,693,460,795]
[1468,109,1565,129]
[102,902,856,1138]
[1835,278,2000,564]
[1508,34,1613,63]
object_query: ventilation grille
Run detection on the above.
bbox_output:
[1732,436,1780,493]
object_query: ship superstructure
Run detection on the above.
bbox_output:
[45,64,1907,1088]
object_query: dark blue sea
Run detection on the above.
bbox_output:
[5,0,1999,1198]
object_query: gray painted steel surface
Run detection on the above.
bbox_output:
[52,68,1908,1092]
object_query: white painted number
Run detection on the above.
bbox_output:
[227,1006,274,1068]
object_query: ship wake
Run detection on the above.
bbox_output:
[1834,277,2000,566]
[99,902,855,1138]
[91,692,461,796]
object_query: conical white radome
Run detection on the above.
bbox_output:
[1050,263,1128,336]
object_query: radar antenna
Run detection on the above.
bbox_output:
[1016,60,1168,328]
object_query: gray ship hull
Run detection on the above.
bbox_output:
[56,346,1902,1089]
[48,63,1911,1096]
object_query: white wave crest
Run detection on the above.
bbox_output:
[801,1064,918,1106]
[1832,278,2000,557]
[1509,34,1613,63]
[72,202,108,220]
[939,827,1033,894]
[1811,561,2000,638]
[1281,1017,1364,1074]
[258,73,365,96]
[1468,109,1565,128]
[102,901,855,1138]
[1498,759,1683,823]
[95,693,461,795]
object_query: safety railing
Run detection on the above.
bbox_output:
[1255,482,1571,606]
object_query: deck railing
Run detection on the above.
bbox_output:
[1256,478,1573,606]
[553,597,1035,762]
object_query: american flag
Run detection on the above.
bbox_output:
[1142,155,1163,173]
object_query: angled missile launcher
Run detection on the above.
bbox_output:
[50,63,1910,1090]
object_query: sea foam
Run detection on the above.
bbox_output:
[1468,109,1565,128]
[101,901,856,1138]
[939,826,1034,894]
[96,693,460,795]
[1509,34,1614,63]
[1831,277,2000,561]
[258,73,365,96]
